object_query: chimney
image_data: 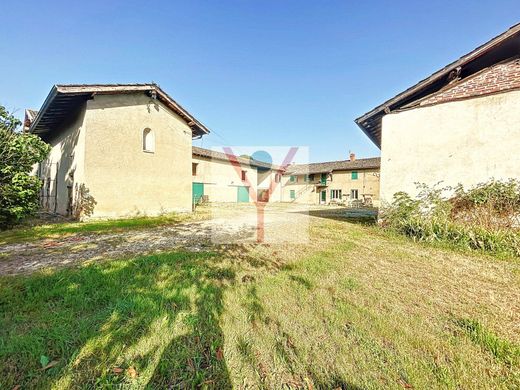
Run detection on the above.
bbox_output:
[349,152,356,162]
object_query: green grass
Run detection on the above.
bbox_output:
[0,218,519,389]
[455,318,520,367]
[0,210,209,245]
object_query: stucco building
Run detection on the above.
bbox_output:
[191,147,284,204]
[28,84,209,218]
[282,154,381,206]
[356,23,520,203]
[27,84,381,218]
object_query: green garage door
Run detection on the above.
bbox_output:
[237,186,250,203]
[192,182,204,203]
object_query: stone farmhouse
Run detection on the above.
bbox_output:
[282,154,380,206]
[356,23,520,203]
[26,83,380,219]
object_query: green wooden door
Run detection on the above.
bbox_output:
[192,182,204,203]
[237,186,249,203]
[320,190,326,203]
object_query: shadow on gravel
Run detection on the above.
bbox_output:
[294,207,378,225]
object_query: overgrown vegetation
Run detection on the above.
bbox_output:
[382,180,520,257]
[0,106,50,229]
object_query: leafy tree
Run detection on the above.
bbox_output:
[0,106,50,229]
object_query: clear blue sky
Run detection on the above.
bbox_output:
[1,1,518,162]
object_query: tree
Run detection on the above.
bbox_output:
[0,106,50,229]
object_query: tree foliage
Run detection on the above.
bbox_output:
[0,106,50,229]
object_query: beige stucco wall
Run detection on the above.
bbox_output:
[38,104,87,215]
[83,93,193,217]
[257,169,283,202]
[282,175,316,204]
[282,170,380,205]
[192,156,258,202]
[380,90,520,203]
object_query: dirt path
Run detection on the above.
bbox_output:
[0,204,326,275]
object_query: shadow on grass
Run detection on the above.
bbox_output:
[293,207,378,225]
[0,248,260,388]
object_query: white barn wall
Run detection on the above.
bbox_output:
[380,90,520,203]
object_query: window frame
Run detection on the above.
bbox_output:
[350,189,359,199]
[289,175,296,183]
[142,128,155,153]
[330,189,342,200]
[351,171,358,180]
[290,189,296,200]
[192,162,198,176]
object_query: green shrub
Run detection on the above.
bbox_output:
[0,106,50,229]
[382,181,520,257]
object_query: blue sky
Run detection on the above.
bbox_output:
[1,1,518,162]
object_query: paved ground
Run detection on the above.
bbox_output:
[0,204,377,275]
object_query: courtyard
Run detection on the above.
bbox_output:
[0,204,518,388]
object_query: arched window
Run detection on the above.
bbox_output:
[142,128,155,153]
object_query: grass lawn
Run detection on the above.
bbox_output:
[0,216,519,388]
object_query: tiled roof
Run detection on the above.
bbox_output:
[285,157,380,175]
[355,22,520,148]
[26,109,38,121]
[192,146,278,170]
[30,84,210,137]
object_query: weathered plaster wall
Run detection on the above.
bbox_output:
[192,155,258,202]
[328,170,380,205]
[83,93,193,217]
[38,104,87,215]
[380,90,520,203]
[282,170,380,205]
[282,175,317,204]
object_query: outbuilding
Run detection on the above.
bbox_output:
[356,23,520,203]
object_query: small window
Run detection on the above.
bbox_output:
[143,128,155,153]
[192,163,198,176]
[241,170,247,181]
[351,189,359,199]
[290,190,296,200]
[351,171,358,180]
[304,174,311,182]
[290,175,296,183]
[309,174,315,181]
[330,189,342,200]
[275,173,281,183]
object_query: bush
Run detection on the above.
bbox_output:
[381,181,520,257]
[0,106,50,229]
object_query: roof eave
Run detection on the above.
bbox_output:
[29,85,58,134]
[355,22,520,147]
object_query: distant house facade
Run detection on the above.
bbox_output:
[356,24,520,203]
[28,84,209,219]
[282,154,381,206]
[191,147,284,204]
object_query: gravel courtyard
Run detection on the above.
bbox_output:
[0,203,376,275]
